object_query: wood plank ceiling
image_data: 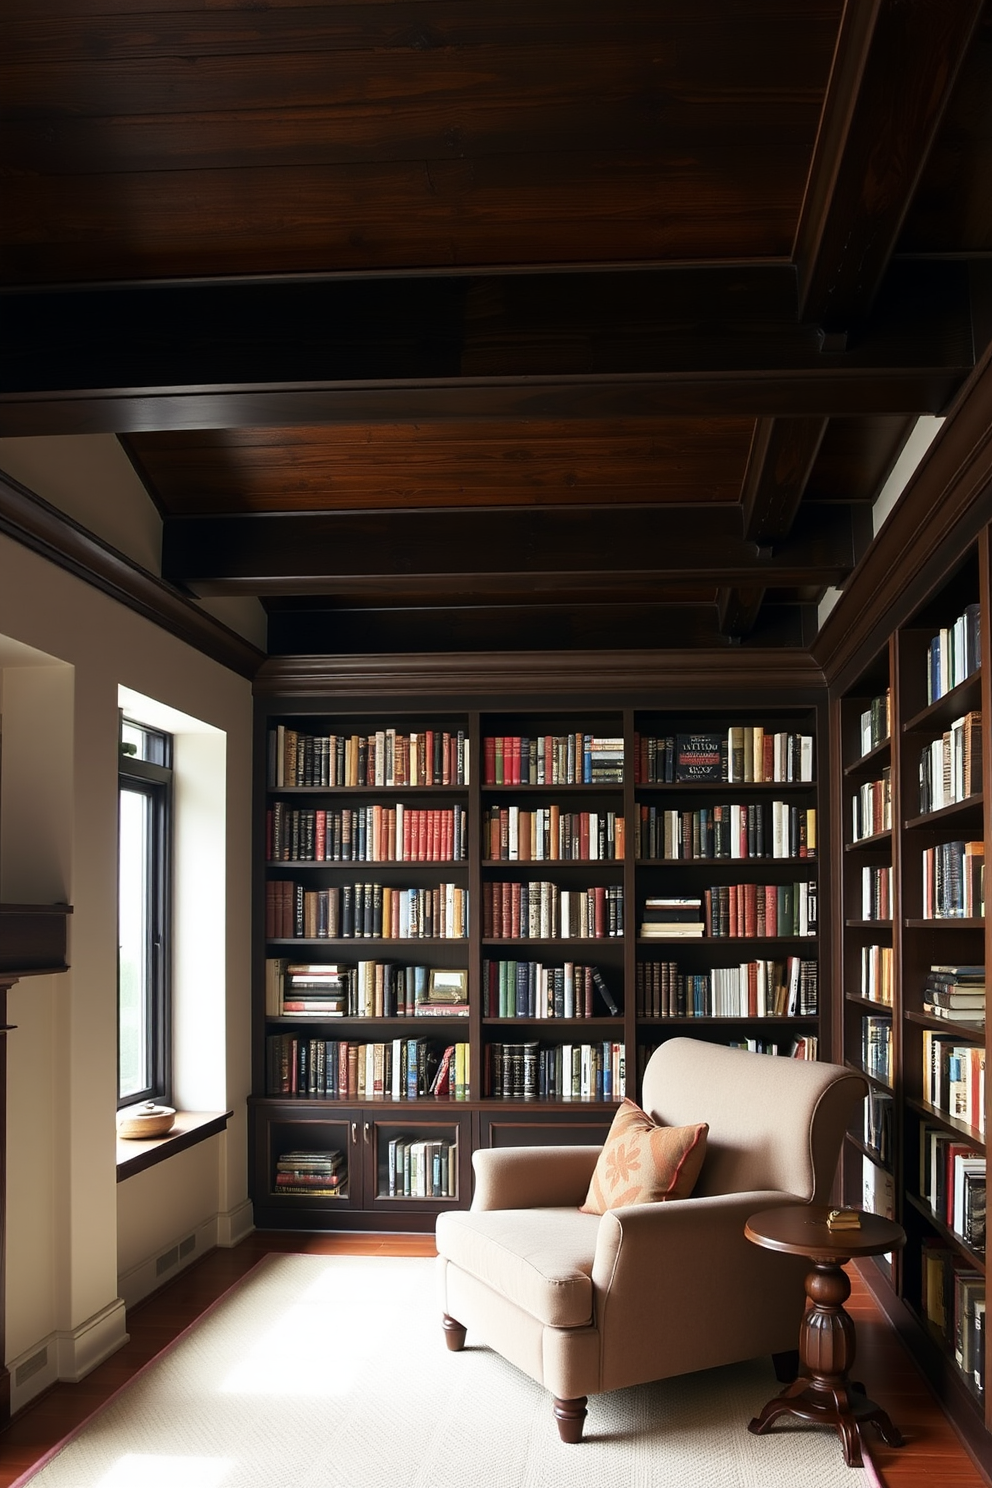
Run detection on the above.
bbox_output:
[2,0,991,654]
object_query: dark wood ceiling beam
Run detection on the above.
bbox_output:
[0,260,973,435]
[716,586,767,641]
[161,503,858,597]
[716,414,828,640]
[795,0,984,331]
[740,416,830,543]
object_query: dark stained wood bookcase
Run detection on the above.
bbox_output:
[249,681,829,1234]
[832,529,992,1472]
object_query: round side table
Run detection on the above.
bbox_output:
[745,1203,906,1469]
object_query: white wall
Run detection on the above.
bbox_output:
[0,434,269,650]
[0,529,254,1412]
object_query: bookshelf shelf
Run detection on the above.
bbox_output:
[904,1192,987,1275]
[845,829,892,851]
[906,1096,987,1152]
[845,1130,894,1172]
[843,739,892,778]
[904,793,984,830]
[846,992,893,1012]
[902,671,982,735]
[904,918,985,931]
[904,1008,985,1039]
[633,781,816,793]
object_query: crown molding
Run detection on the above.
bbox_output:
[0,469,264,680]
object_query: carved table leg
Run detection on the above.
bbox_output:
[749,1259,903,1468]
[553,1395,588,1443]
[442,1314,467,1352]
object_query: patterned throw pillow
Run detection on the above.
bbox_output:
[580,1098,708,1214]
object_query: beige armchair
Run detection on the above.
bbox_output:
[436,1037,867,1441]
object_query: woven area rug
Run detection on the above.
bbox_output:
[15,1254,881,1488]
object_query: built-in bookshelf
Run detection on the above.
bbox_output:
[833,540,990,1457]
[250,702,827,1232]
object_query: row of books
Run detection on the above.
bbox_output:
[265,960,469,1019]
[480,960,619,1019]
[633,729,814,784]
[862,1153,895,1219]
[634,957,817,1019]
[483,1040,625,1101]
[273,1148,345,1197]
[864,1088,894,1163]
[703,882,817,939]
[385,1136,457,1199]
[482,807,625,862]
[634,802,816,862]
[265,881,469,940]
[851,769,891,842]
[266,804,467,863]
[862,1015,892,1085]
[924,965,985,1025]
[859,689,891,756]
[923,1031,986,1134]
[926,603,981,704]
[922,840,984,919]
[861,864,891,921]
[860,943,893,1004]
[920,1125,986,1252]
[268,726,469,789]
[481,881,623,940]
[918,711,982,815]
[266,1037,470,1100]
[921,1239,985,1396]
[483,734,623,785]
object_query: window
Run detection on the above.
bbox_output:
[118,717,172,1106]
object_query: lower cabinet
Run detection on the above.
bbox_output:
[250,1098,473,1231]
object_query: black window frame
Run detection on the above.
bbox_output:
[118,716,173,1109]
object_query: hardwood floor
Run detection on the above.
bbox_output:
[0,1234,986,1487]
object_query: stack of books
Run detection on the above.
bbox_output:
[924,966,986,1025]
[639,897,705,939]
[273,1149,346,1196]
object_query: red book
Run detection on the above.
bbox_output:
[442,732,451,786]
[763,734,774,782]
[765,887,778,938]
[544,735,553,785]
[580,814,590,860]
[584,965,594,1018]
[744,883,757,937]
[432,810,441,860]
[315,810,326,862]
[425,730,435,785]
[510,882,521,939]
[594,885,606,938]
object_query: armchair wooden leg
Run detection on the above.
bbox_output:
[772,1348,800,1383]
[553,1395,587,1443]
[442,1314,467,1352]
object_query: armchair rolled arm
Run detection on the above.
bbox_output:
[471,1145,601,1211]
[592,1189,806,1297]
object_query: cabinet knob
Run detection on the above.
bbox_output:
[364,1121,371,1144]
[351,1122,357,1144]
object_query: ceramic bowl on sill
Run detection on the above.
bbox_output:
[117,1101,176,1140]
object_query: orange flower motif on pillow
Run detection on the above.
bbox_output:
[580,1099,708,1215]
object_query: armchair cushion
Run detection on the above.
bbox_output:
[579,1098,708,1214]
[437,1207,601,1328]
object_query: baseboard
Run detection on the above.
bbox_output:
[217,1198,254,1248]
[9,1298,130,1415]
[118,1213,220,1310]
